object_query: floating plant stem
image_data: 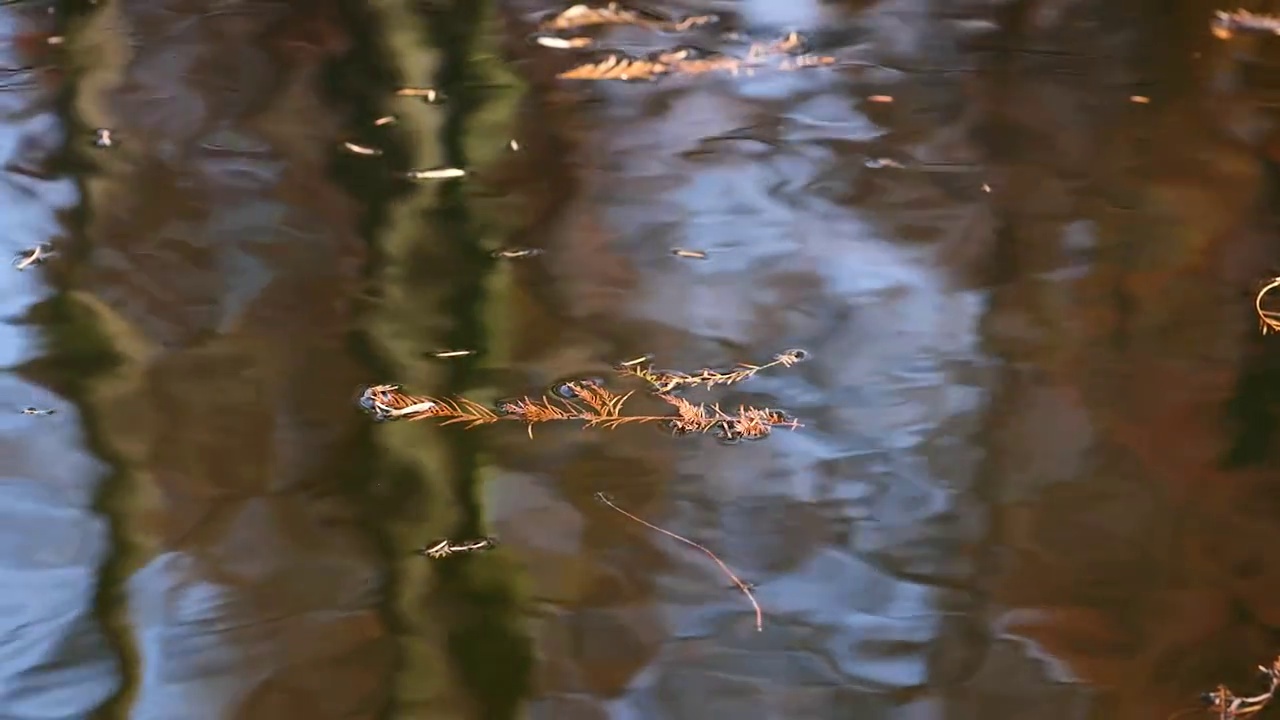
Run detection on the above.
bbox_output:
[341,141,382,156]
[12,244,57,271]
[491,247,544,259]
[403,167,466,180]
[594,492,762,631]
[533,35,593,49]
[1256,276,1280,335]
[395,87,445,101]
[416,537,499,559]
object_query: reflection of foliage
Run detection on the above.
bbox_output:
[360,349,806,443]
[20,294,139,717]
[360,0,533,718]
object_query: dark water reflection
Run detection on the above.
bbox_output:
[2,0,1279,718]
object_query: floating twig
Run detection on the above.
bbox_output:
[616,353,654,367]
[395,87,445,102]
[491,247,544,259]
[1256,277,1280,335]
[594,492,762,631]
[1211,10,1280,40]
[12,244,57,271]
[865,157,906,169]
[416,537,498,559]
[403,167,466,180]
[341,141,382,156]
[534,35,593,49]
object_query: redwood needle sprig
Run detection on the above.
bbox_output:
[357,349,805,439]
[357,380,801,441]
[538,2,717,33]
[1182,657,1280,719]
[594,492,763,631]
[555,45,835,82]
[614,348,810,393]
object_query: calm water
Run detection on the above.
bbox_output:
[2,0,1279,718]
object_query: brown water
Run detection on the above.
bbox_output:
[2,0,1279,719]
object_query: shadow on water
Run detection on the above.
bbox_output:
[3,0,1280,719]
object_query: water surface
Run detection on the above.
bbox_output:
[1,0,1279,719]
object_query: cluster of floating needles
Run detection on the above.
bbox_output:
[528,3,849,82]
[357,349,806,442]
[358,349,809,630]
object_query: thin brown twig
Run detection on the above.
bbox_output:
[1256,277,1280,335]
[416,537,499,559]
[594,492,763,632]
